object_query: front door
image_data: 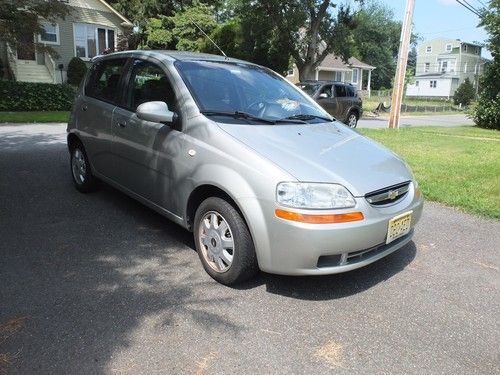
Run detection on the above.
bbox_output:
[112,59,183,211]
[16,32,36,62]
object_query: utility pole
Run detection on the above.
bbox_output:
[388,0,415,129]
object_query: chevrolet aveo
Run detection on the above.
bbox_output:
[68,51,424,285]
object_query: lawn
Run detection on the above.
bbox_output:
[0,111,70,123]
[358,126,500,219]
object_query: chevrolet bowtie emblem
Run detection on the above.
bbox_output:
[387,190,399,200]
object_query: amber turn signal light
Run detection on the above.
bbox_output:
[275,209,364,224]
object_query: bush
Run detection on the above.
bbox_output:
[67,57,87,85]
[473,93,500,130]
[453,78,475,106]
[0,81,76,111]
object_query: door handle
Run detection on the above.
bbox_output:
[82,104,88,111]
[117,121,127,128]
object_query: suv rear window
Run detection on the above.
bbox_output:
[346,85,357,97]
[85,58,128,105]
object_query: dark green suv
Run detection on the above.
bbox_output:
[297,81,363,128]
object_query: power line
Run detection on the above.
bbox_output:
[455,0,481,17]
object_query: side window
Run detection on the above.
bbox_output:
[85,58,127,104]
[334,85,347,97]
[346,86,356,97]
[127,60,176,111]
[319,85,333,98]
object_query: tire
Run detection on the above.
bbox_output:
[345,111,358,128]
[70,141,97,193]
[194,197,258,285]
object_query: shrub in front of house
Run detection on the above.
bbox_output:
[453,78,475,106]
[67,57,88,86]
[0,81,76,111]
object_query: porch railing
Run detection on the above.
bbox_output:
[6,44,18,80]
[44,51,57,83]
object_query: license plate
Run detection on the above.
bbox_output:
[386,211,413,244]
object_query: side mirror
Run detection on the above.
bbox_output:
[318,92,328,99]
[136,101,176,124]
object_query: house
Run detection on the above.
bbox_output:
[406,38,488,98]
[0,0,132,84]
[286,54,376,96]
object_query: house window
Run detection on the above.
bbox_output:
[39,23,60,45]
[430,80,437,88]
[463,44,468,53]
[415,81,419,87]
[441,61,448,72]
[445,44,452,52]
[334,71,342,81]
[351,68,359,84]
[74,23,116,59]
[424,62,430,72]
[426,46,432,53]
[475,47,480,54]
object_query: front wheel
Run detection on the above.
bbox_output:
[346,112,359,128]
[194,197,258,285]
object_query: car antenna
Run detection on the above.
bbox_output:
[191,20,228,59]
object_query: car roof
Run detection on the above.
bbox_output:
[92,50,252,65]
[298,80,353,86]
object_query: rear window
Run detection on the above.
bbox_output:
[346,85,357,97]
[85,58,128,105]
[334,85,347,97]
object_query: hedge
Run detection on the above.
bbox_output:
[0,81,76,111]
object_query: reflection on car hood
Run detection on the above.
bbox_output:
[217,121,413,196]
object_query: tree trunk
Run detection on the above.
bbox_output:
[298,63,315,82]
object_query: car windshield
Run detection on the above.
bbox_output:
[174,60,331,124]
[296,83,321,96]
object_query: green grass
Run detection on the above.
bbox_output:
[0,111,70,123]
[358,126,500,219]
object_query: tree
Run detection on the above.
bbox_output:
[453,78,475,106]
[0,0,69,56]
[473,0,500,129]
[144,2,217,51]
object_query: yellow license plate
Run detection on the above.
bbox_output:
[386,211,413,244]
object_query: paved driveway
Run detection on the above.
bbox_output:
[358,114,475,128]
[1,124,498,374]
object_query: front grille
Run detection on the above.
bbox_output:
[316,229,413,268]
[365,181,410,206]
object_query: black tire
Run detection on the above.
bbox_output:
[345,111,359,128]
[70,141,97,193]
[193,197,258,285]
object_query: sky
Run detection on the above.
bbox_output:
[355,0,492,59]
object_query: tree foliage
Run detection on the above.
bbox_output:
[0,0,69,56]
[473,0,500,129]
[453,78,475,106]
[67,57,88,86]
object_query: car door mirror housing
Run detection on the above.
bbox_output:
[318,93,328,99]
[136,101,177,124]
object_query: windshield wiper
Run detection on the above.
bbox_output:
[201,110,276,124]
[284,114,334,122]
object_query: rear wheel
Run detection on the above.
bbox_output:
[70,141,97,193]
[346,111,358,128]
[194,197,258,285]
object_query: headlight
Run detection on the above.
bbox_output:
[276,182,356,209]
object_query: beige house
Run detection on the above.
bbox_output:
[406,37,488,98]
[1,0,132,83]
[286,54,376,96]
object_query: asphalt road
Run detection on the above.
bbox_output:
[1,124,499,374]
[358,114,474,128]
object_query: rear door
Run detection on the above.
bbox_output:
[333,84,350,121]
[77,58,128,177]
[111,58,183,207]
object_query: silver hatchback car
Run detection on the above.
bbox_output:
[68,51,424,285]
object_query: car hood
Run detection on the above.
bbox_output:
[217,121,413,197]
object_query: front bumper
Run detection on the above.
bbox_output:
[249,183,423,276]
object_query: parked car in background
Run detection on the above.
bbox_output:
[297,80,363,128]
[68,51,423,285]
